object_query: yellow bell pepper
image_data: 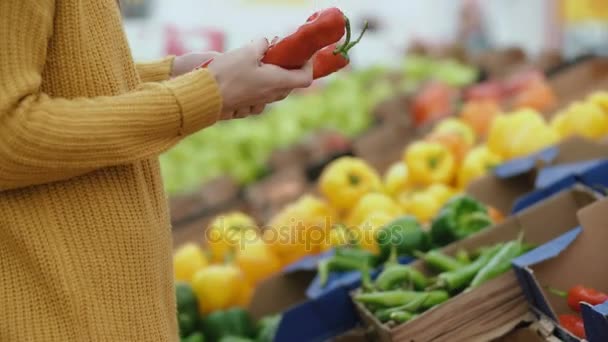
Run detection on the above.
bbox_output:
[353,212,395,253]
[433,118,476,146]
[398,189,441,224]
[457,145,504,189]
[191,263,245,314]
[236,239,282,286]
[588,91,608,113]
[320,225,352,251]
[383,162,410,198]
[264,195,334,265]
[173,243,209,283]
[404,141,456,186]
[426,183,457,207]
[207,212,258,262]
[551,101,608,140]
[346,192,402,227]
[488,109,557,159]
[319,157,381,211]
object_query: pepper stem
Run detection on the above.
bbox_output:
[344,21,369,52]
[546,286,568,298]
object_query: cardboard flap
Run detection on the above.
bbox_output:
[551,136,608,164]
[512,228,582,268]
[494,146,558,179]
[581,302,608,342]
[512,177,579,213]
[467,174,534,214]
[578,160,608,191]
[512,197,608,342]
[274,287,359,342]
[249,271,315,320]
[535,160,604,189]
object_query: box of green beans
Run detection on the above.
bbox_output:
[352,188,597,342]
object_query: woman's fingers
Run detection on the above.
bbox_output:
[251,104,266,115]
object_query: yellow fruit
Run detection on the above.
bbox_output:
[346,192,402,227]
[399,190,441,224]
[321,225,352,251]
[264,195,334,265]
[173,243,209,282]
[433,118,476,145]
[404,141,456,186]
[207,212,258,262]
[236,239,282,286]
[588,91,608,113]
[354,212,395,253]
[191,264,244,314]
[457,145,504,189]
[319,157,381,211]
[383,162,410,197]
[426,183,457,207]
[551,101,608,140]
[488,109,556,159]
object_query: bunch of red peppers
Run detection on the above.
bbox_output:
[549,285,608,339]
[201,8,367,79]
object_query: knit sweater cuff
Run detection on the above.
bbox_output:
[136,56,175,82]
[166,69,222,136]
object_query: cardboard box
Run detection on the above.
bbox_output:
[547,57,608,110]
[513,198,608,342]
[468,136,608,214]
[353,188,597,342]
[495,316,565,342]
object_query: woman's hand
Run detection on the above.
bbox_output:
[207,38,313,120]
[171,52,220,78]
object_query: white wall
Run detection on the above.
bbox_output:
[123,0,550,67]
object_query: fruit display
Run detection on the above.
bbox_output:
[160,56,478,195]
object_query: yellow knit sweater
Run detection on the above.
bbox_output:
[0,1,221,341]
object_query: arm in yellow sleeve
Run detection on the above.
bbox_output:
[136,56,176,82]
[0,0,222,191]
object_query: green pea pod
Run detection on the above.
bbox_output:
[415,250,464,272]
[374,293,431,322]
[434,244,502,292]
[389,311,415,323]
[318,255,369,287]
[455,249,471,264]
[375,265,429,291]
[468,240,523,288]
[201,308,255,342]
[355,290,449,308]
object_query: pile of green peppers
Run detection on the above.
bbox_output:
[354,235,530,325]
[317,196,495,287]
[176,282,281,342]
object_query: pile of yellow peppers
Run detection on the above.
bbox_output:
[173,89,608,316]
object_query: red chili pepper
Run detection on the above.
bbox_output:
[549,285,608,312]
[262,7,347,69]
[312,21,368,79]
[559,314,586,339]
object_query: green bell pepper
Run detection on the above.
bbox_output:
[430,195,493,247]
[376,215,430,261]
[201,308,255,342]
[176,282,200,337]
[182,332,206,342]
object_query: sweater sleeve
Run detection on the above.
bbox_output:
[0,0,222,191]
[136,56,176,82]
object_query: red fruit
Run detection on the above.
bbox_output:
[464,81,505,103]
[411,82,455,127]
